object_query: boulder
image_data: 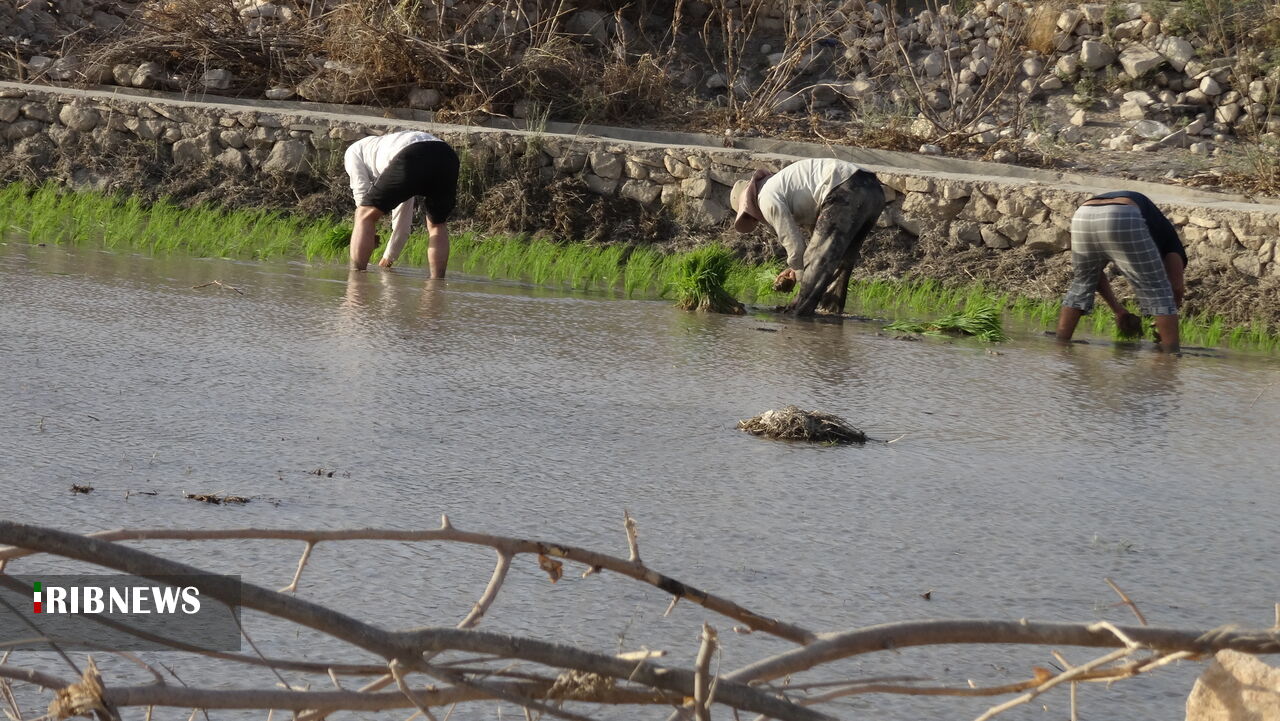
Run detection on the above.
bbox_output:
[1120,101,1146,120]
[172,134,217,166]
[1080,40,1116,70]
[1130,118,1172,139]
[619,179,661,205]
[582,173,618,195]
[922,51,945,79]
[588,150,622,179]
[1158,36,1195,71]
[407,87,441,109]
[262,139,309,174]
[215,147,249,173]
[200,69,234,91]
[58,104,100,132]
[980,225,1011,248]
[130,61,164,89]
[1119,44,1165,77]
[680,197,732,229]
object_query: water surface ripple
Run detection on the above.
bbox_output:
[2,242,1278,721]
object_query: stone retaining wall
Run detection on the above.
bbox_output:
[2,81,1278,285]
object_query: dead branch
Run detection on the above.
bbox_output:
[0,523,831,721]
[694,625,718,721]
[726,619,1280,684]
[0,523,815,645]
[1104,578,1149,626]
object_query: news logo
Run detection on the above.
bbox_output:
[3,575,241,652]
[32,580,202,615]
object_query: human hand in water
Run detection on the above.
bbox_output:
[1115,310,1142,339]
[378,257,393,268]
[773,268,797,292]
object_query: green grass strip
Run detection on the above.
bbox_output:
[2,181,1277,351]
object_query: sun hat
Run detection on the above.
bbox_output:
[730,170,771,233]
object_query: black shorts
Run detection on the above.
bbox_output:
[363,141,460,224]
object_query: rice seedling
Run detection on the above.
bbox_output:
[622,247,664,297]
[885,302,1009,343]
[665,245,745,314]
[4,181,1279,350]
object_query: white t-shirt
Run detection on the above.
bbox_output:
[344,130,442,207]
[757,158,863,273]
[343,130,441,264]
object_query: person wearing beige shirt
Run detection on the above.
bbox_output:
[344,130,459,275]
[731,158,886,315]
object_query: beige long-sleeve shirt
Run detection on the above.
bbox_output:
[757,158,864,274]
[344,131,441,264]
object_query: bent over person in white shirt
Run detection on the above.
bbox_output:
[343,130,460,275]
[731,158,886,315]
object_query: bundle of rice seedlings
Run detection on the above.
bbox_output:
[885,303,1008,342]
[667,245,745,314]
[737,406,867,444]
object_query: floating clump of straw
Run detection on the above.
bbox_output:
[736,406,866,444]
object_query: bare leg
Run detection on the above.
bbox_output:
[350,205,385,270]
[1056,306,1085,343]
[427,220,449,279]
[1153,314,1180,353]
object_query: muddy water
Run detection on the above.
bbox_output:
[2,240,1279,721]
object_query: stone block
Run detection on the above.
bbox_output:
[980,225,1011,249]
[582,173,618,195]
[664,155,696,178]
[679,197,732,229]
[58,104,100,132]
[172,134,217,166]
[554,152,587,174]
[624,159,650,179]
[964,193,1001,222]
[619,179,661,205]
[216,147,249,174]
[262,140,310,174]
[995,218,1029,244]
[1080,40,1116,70]
[1119,44,1165,77]
[407,87,441,110]
[21,103,52,123]
[1025,227,1070,253]
[950,221,983,245]
[681,177,713,199]
[588,150,624,179]
[0,101,21,123]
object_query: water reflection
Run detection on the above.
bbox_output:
[1054,342,1182,421]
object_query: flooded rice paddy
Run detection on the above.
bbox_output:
[2,239,1278,721]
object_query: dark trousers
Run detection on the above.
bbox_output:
[790,171,886,316]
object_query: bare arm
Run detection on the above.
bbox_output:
[765,206,808,275]
[1096,272,1127,316]
[1163,252,1185,306]
[379,198,415,267]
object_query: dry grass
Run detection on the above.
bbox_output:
[737,406,867,444]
